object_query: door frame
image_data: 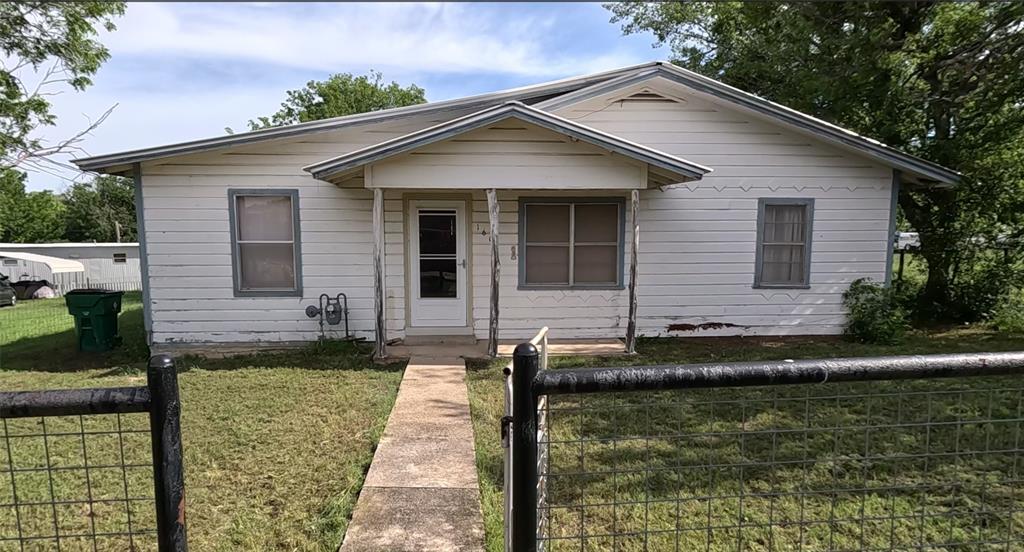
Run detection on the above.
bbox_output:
[403,193,474,332]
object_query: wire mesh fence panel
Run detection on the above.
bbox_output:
[536,376,1024,552]
[0,412,158,551]
[0,298,73,351]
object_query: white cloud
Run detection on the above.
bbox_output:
[104,3,638,78]
[19,2,665,191]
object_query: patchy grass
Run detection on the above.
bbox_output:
[467,329,1024,551]
[0,292,149,372]
[0,341,405,551]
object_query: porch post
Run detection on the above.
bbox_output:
[625,189,640,354]
[372,188,387,359]
[487,188,500,358]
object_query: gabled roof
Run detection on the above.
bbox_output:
[303,101,711,184]
[72,60,960,185]
[72,62,664,173]
[536,65,960,185]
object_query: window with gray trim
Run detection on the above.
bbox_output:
[520,199,623,288]
[755,198,813,288]
[229,190,302,296]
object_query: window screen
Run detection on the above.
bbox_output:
[230,191,300,295]
[522,200,622,287]
[756,199,813,287]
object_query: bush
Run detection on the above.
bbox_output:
[989,290,1024,334]
[842,278,909,344]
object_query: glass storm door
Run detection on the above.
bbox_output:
[409,200,467,327]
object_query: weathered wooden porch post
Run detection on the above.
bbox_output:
[372,188,387,359]
[625,189,640,354]
[487,188,501,358]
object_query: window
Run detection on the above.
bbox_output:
[519,199,623,288]
[112,253,127,264]
[755,198,813,288]
[2,259,18,267]
[229,189,302,296]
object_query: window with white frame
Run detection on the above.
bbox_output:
[112,253,127,263]
[229,190,301,296]
[520,199,623,288]
[755,198,813,288]
[2,258,18,267]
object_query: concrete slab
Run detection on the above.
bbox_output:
[387,338,627,360]
[342,487,485,552]
[363,436,478,489]
[341,356,485,551]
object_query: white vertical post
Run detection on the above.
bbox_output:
[372,188,387,359]
[625,189,640,354]
[487,188,501,358]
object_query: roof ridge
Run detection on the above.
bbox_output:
[73,62,661,172]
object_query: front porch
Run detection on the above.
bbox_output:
[301,101,711,357]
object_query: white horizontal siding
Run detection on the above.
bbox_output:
[553,84,892,337]
[369,123,645,190]
[138,79,895,344]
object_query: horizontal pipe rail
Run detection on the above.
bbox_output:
[0,387,151,418]
[532,351,1024,395]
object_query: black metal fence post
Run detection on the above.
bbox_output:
[148,354,188,551]
[511,342,539,552]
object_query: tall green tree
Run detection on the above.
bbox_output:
[0,168,63,243]
[0,2,125,169]
[63,175,136,242]
[609,1,1024,319]
[247,71,426,130]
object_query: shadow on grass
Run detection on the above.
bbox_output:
[171,339,406,374]
[0,307,150,373]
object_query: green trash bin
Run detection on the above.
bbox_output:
[65,289,124,352]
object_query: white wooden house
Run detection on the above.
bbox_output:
[73,62,958,356]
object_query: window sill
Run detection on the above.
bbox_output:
[233,289,303,298]
[518,285,626,291]
[752,284,811,290]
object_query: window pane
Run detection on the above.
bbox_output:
[574,204,618,243]
[574,245,617,284]
[237,195,293,241]
[419,258,458,298]
[764,205,806,242]
[525,246,569,284]
[761,244,804,284]
[525,204,569,243]
[239,243,296,289]
[419,212,456,255]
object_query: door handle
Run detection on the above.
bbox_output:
[459,259,467,269]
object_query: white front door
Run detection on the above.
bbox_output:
[409,200,468,327]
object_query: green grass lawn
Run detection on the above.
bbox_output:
[0,298,405,551]
[467,329,1024,551]
[0,292,149,372]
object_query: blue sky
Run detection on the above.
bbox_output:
[26,2,667,191]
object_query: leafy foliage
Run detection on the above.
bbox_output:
[0,168,134,243]
[608,2,1024,321]
[842,278,909,344]
[5,188,66,243]
[0,2,125,168]
[989,289,1024,334]
[247,71,426,130]
[63,175,136,242]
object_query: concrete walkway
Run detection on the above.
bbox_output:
[341,357,485,551]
